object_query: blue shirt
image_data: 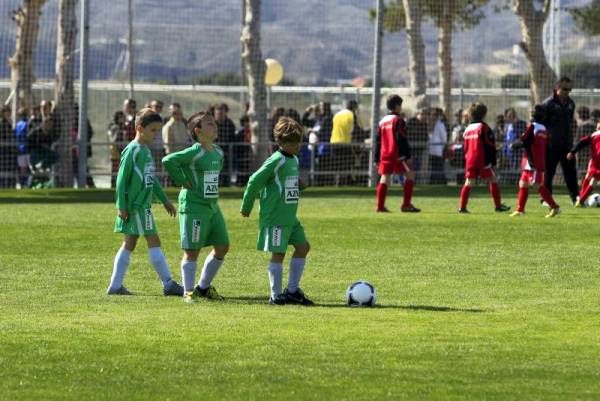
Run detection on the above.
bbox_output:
[15,119,28,154]
[503,123,517,157]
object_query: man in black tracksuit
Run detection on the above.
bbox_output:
[542,76,579,204]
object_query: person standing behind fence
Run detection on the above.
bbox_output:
[375,95,420,213]
[122,98,137,142]
[15,108,30,188]
[331,100,360,185]
[214,103,236,187]
[428,107,448,184]
[542,76,579,204]
[162,103,189,155]
[503,108,527,180]
[0,106,16,188]
[108,111,127,188]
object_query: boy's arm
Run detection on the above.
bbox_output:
[374,125,381,163]
[396,119,411,160]
[482,124,497,167]
[162,146,196,186]
[570,135,591,154]
[115,150,133,211]
[240,157,277,215]
[152,178,168,205]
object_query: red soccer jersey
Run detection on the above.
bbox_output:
[573,131,600,171]
[377,114,408,162]
[521,122,548,172]
[463,122,494,170]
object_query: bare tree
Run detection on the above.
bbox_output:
[8,0,48,110]
[512,0,557,103]
[54,0,78,187]
[402,0,428,108]
[241,0,269,166]
[369,0,428,107]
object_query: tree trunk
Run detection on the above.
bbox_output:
[402,0,428,108]
[241,0,269,167]
[54,0,77,187]
[8,0,47,110]
[437,1,453,119]
[513,0,557,104]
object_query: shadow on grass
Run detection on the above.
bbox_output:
[315,303,485,312]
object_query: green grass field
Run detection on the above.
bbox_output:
[1,186,599,401]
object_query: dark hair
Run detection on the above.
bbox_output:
[346,100,358,111]
[532,104,547,123]
[386,95,403,112]
[321,102,332,117]
[1,105,10,114]
[135,108,162,128]
[284,108,301,124]
[556,76,573,87]
[239,115,250,125]
[112,110,126,124]
[591,109,600,122]
[170,102,181,109]
[186,111,211,141]
[468,102,487,122]
[215,103,229,113]
[274,116,302,143]
[577,106,590,121]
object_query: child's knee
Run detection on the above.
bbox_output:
[123,236,138,251]
[146,235,161,248]
[296,242,310,257]
[214,244,229,259]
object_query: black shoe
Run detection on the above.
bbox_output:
[401,204,421,213]
[458,208,470,214]
[283,288,315,306]
[269,294,286,305]
[495,203,511,212]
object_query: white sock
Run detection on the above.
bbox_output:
[148,247,172,286]
[108,246,131,291]
[287,257,306,293]
[181,259,197,292]
[198,253,224,290]
[267,262,283,299]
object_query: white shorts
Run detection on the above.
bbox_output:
[17,154,30,168]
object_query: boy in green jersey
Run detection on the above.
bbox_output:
[108,108,183,296]
[162,111,230,303]
[241,117,314,306]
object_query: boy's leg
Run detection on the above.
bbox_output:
[287,242,310,293]
[198,245,229,290]
[516,181,529,212]
[459,177,472,211]
[107,236,137,294]
[401,169,416,210]
[268,253,285,301]
[376,174,390,212]
[488,176,502,208]
[181,249,200,293]
[579,176,594,203]
[146,235,182,296]
[538,185,559,209]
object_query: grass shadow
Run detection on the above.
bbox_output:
[314,302,486,312]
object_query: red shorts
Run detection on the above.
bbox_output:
[378,160,410,175]
[465,167,494,179]
[520,169,544,185]
[587,160,600,180]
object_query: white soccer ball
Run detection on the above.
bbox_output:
[346,281,377,307]
[585,193,600,207]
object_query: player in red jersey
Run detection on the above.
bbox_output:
[458,102,510,213]
[510,105,561,217]
[375,95,420,213]
[567,121,600,206]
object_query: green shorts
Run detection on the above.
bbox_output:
[114,208,158,236]
[180,206,229,250]
[257,222,308,253]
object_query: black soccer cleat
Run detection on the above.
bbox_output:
[269,293,287,305]
[401,204,421,213]
[458,208,470,214]
[283,288,315,306]
[495,203,511,212]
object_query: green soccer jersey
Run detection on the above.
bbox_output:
[241,150,300,227]
[162,143,224,213]
[115,140,167,211]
